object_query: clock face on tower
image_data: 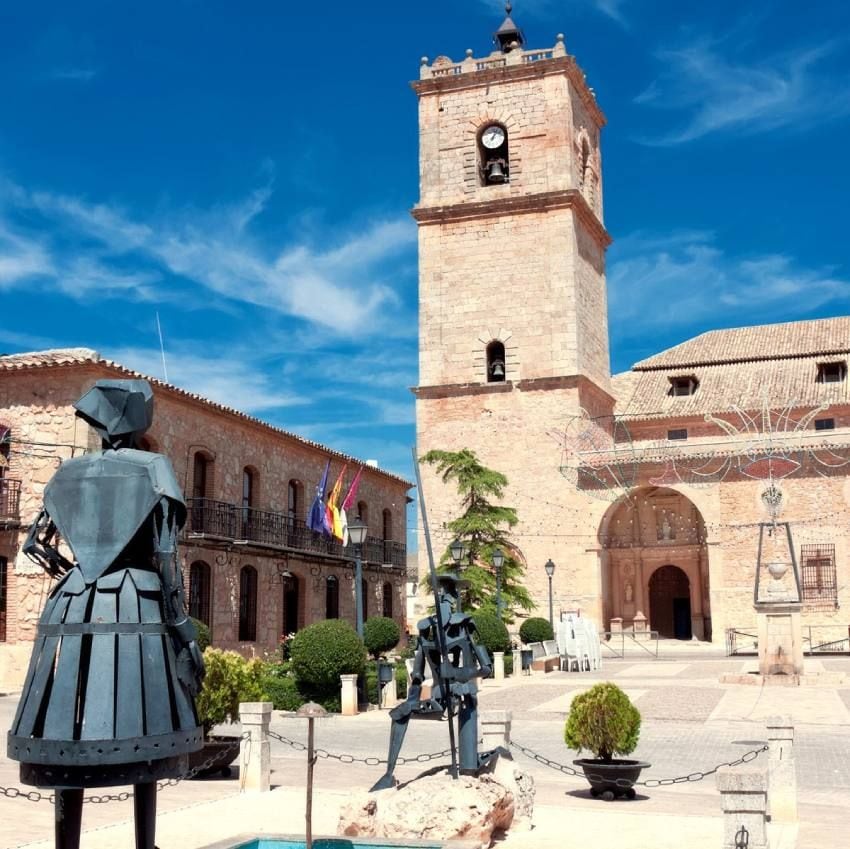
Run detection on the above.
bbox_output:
[481,125,506,149]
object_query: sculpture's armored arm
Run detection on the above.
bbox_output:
[155,499,205,696]
[22,510,75,578]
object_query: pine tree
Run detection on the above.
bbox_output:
[420,448,533,620]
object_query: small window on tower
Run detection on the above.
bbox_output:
[667,428,688,441]
[815,418,836,431]
[479,124,509,186]
[486,341,506,383]
[669,376,699,397]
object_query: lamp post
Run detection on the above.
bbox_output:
[348,516,368,639]
[493,548,504,620]
[296,701,328,849]
[449,538,466,567]
[545,559,556,631]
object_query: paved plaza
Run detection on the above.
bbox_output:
[1,651,848,848]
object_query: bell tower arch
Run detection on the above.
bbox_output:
[413,8,616,620]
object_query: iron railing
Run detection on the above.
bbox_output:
[185,498,406,568]
[0,479,21,524]
[726,625,850,656]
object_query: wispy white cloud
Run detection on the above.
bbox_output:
[2,178,416,334]
[104,345,306,414]
[608,231,850,337]
[0,225,53,288]
[635,38,850,144]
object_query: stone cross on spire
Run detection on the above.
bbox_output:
[494,2,525,53]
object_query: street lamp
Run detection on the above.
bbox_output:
[544,559,556,630]
[492,548,505,620]
[348,516,368,638]
[449,538,466,565]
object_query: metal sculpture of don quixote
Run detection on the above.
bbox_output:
[370,448,499,791]
[6,380,205,849]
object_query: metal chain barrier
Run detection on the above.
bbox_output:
[267,729,452,767]
[509,740,769,790]
[0,732,251,804]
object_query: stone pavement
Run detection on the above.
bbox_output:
[1,653,848,848]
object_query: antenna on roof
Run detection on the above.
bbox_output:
[155,311,169,383]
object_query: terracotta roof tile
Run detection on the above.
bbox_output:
[0,348,413,488]
[634,316,850,371]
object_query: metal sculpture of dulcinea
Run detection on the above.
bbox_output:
[371,573,494,791]
[6,379,205,849]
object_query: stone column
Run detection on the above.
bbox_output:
[756,602,804,678]
[493,651,505,681]
[716,767,769,849]
[480,710,512,752]
[340,673,358,717]
[512,648,521,677]
[239,701,272,793]
[766,715,797,822]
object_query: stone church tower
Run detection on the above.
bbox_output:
[414,8,615,619]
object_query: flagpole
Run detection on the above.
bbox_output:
[411,446,458,780]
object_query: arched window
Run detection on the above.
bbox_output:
[361,578,369,621]
[192,452,211,499]
[0,555,7,642]
[478,123,510,186]
[382,581,393,620]
[242,467,257,539]
[239,565,258,641]
[189,561,212,627]
[326,576,340,619]
[357,501,369,530]
[486,341,506,383]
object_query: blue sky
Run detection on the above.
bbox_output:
[2,0,850,497]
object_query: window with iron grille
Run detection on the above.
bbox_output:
[800,544,838,604]
[0,555,7,642]
[239,565,258,641]
[815,418,836,431]
[189,561,212,626]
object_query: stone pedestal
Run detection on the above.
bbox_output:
[609,617,623,634]
[481,710,512,752]
[380,680,399,710]
[756,602,804,678]
[766,715,797,823]
[239,701,272,792]
[716,767,769,849]
[512,649,521,677]
[493,651,505,681]
[340,674,359,716]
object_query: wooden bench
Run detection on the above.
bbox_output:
[528,641,560,673]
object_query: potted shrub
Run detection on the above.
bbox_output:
[563,682,649,800]
[192,648,266,777]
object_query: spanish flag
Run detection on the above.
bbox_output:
[326,463,348,541]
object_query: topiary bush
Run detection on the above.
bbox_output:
[363,616,401,660]
[519,617,554,645]
[195,648,267,736]
[190,617,211,652]
[260,662,305,712]
[290,620,367,692]
[471,611,511,670]
[564,682,641,762]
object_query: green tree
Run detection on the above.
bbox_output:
[420,448,533,619]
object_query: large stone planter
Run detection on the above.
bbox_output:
[573,758,650,800]
[189,735,241,778]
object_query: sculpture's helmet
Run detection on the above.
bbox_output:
[74,379,154,448]
[436,572,469,596]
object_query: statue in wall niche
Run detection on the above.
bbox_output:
[624,581,633,604]
[660,514,674,541]
[6,379,205,849]
[370,573,495,791]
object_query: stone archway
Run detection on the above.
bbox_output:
[599,486,710,641]
[649,565,691,639]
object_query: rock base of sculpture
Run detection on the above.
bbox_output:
[339,757,534,849]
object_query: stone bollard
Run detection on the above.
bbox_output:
[493,651,505,681]
[381,679,399,710]
[766,715,797,823]
[716,767,769,849]
[512,649,521,677]
[239,701,272,793]
[340,673,359,717]
[480,710,512,752]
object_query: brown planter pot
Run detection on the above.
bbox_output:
[573,758,650,800]
[189,735,241,778]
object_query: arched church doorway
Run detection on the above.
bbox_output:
[649,565,691,639]
[598,486,711,641]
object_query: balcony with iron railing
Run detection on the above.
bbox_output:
[184,498,407,568]
[0,479,21,526]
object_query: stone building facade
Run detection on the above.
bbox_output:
[0,350,411,689]
[414,11,850,647]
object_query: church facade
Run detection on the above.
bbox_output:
[414,11,850,646]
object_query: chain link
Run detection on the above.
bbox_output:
[267,730,451,766]
[0,732,251,804]
[509,740,769,789]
